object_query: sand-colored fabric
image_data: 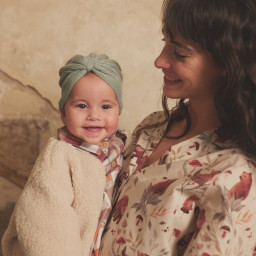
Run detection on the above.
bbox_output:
[1,137,106,256]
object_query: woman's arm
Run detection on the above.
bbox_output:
[183,168,256,256]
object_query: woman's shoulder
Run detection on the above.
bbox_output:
[129,111,165,139]
[139,111,166,126]
[131,111,166,135]
[123,111,166,158]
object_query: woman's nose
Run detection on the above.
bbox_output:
[154,46,171,70]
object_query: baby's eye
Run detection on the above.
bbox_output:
[102,105,111,110]
[77,104,87,109]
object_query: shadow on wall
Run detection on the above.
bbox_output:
[0,176,20,256]
[0,119,53,187]
[0,70,61,255]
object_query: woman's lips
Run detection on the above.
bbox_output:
[163,75,182,86]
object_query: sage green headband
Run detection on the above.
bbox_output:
[58,53,123,113]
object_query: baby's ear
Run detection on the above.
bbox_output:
[61,109,66,124]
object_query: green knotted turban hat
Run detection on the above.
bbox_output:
[58,53,123,113]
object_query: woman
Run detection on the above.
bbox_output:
[100,0,256,255]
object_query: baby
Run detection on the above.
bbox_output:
[2,53,125,256]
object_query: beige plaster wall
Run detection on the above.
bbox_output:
[0,0,176,187]
[0,0,167,131]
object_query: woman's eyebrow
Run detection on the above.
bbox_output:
[161,27,193,52]
[171,40,193,52]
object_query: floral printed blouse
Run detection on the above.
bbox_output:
[100,111,256,256]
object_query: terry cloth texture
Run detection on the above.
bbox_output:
[1,137,106,256]
[58,53,123,113]
[57,126,125,255]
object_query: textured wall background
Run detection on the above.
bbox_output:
[0,0,173,185]
[0,1,176,252]
[0,0,167,180]
[0,0,165,133]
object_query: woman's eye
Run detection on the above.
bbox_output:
[102,105,111,110]
[175,52,187,59]
[77,104,87,109]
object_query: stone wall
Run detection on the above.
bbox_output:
[0,70,61,187]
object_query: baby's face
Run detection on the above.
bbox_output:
[61,73,119,145]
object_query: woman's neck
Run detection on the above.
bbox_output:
[165,98,220,140]
[187,99,220,134]
[142,99,220,169]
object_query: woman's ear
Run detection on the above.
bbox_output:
[61,109,66,124]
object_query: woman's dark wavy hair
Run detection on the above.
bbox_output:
[161,0,256,157]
